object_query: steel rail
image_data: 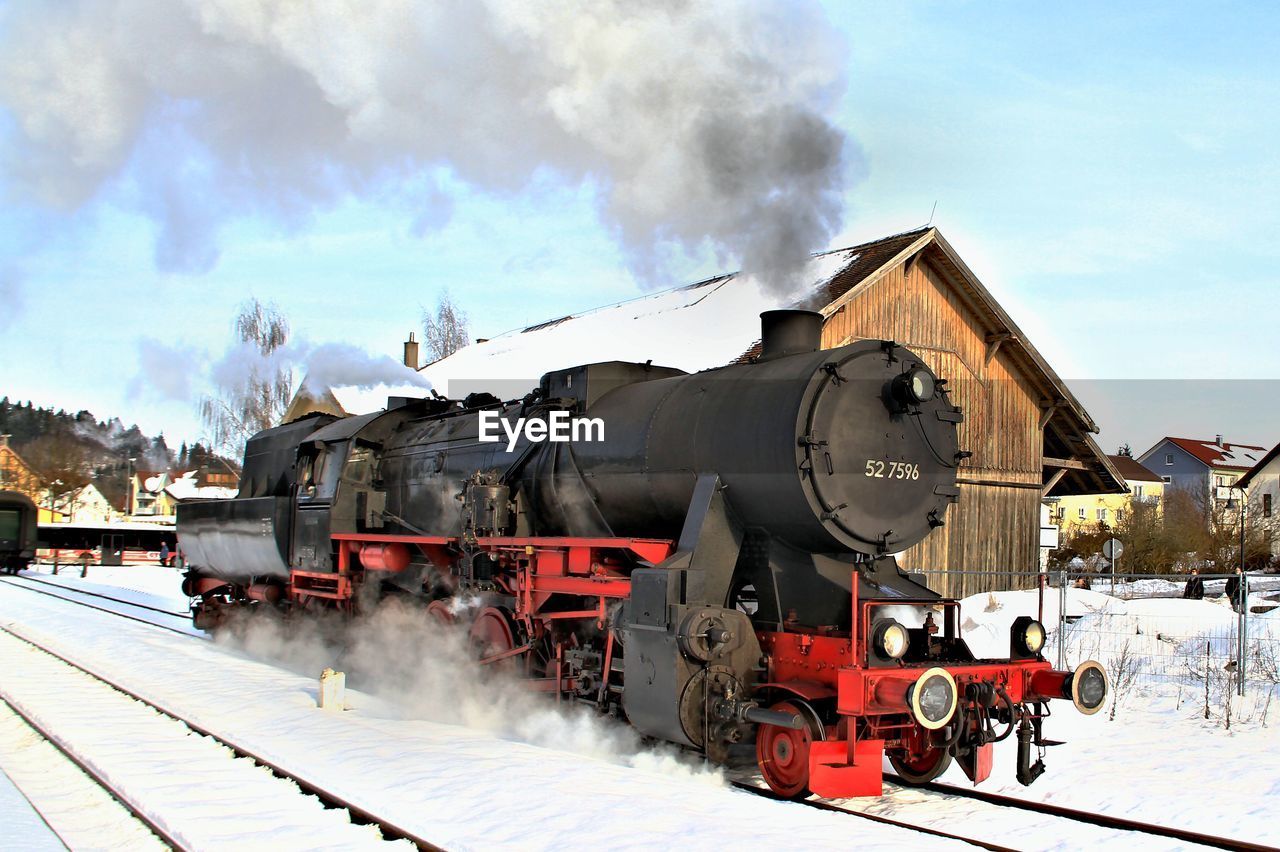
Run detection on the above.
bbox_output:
[12,572,191,617]
[884,774,1273,852]
[0,624,442,852]
[730,780,1016,851]
[0,576,197,637]
[0,693,189,851]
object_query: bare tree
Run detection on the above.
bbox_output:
[1115,496,1176,574]
[200,299,293,455]
[23,430,91,487]
[1107,639,1143,721]
[421,290,470,362]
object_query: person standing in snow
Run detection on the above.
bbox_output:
[160,541,170,567]
[1182,567,1204,600]
[1224,567,1245,613]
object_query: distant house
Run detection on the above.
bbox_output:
[130,470,178,518]
[128,468,241,517]
[1136,436,1266,500]
[164,469,239,504]
[51,481,120,524]
[0,434,44,504]
[1237,442,1280,558]
[1050,454,1165,532]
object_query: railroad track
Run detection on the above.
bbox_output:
[882,775,1274,852]
[733,773,1271,852]
[0,573,196,636]
[0,693,187,849]
[0,623,441,851]
[731,780,1015,851]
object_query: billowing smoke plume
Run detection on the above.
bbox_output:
[133,337,429,402]
[0,0,851,286]
[208,339,431,397]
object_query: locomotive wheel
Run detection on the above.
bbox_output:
[756,700,823,800]
[468,606,519,666]
[425,599,456,625]
[888,745,953,785]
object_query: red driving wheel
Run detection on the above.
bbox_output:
[888,726,953,785]
[468,606,518,665]
[425,599,456,625]
[756,700,820,799]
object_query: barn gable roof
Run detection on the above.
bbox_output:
[739,227,1124,495]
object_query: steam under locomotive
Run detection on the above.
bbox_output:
[177,309,1107,798]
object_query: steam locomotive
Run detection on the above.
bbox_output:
[177,310,1107,798]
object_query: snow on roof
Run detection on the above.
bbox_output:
[164,470,238,502]
[418,248,861,400]
[1165,437,1267,471]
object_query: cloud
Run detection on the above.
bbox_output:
[129,337,203,402]
[0,0,855,289]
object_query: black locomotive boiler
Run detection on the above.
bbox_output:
[178,310,1107,798]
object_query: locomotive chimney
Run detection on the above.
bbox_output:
[403,332,420,370]
[758,310,823,362]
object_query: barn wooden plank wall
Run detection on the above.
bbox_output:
[820,250,1044,597]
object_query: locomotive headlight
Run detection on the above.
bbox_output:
[908,368,935,402]
[1011,616,1046,657]
[908,667,957,730]
[891,366,937,406]
[873,619,910,660]
[1069,660,1108,715]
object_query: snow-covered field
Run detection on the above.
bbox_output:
[1,564,1276,850]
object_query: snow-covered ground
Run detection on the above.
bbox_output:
[0,572,964,851]
[1,565,1276,849]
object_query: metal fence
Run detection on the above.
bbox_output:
[909,568,1280,701]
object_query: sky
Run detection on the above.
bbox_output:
[0,1,1277,459]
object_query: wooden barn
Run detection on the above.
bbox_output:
[789,227,1124,594]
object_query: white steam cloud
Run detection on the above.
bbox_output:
[208,339,432,396]
[0,0,851,286]
[224,599,722,783]
[132,336,430,403]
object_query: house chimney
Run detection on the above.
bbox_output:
[0,434,8,449]
[403,332,420,370]
[1215,434,1224,447]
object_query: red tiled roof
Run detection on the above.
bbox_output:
[1165,437,1268,471]
[1106,455,1163,483]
